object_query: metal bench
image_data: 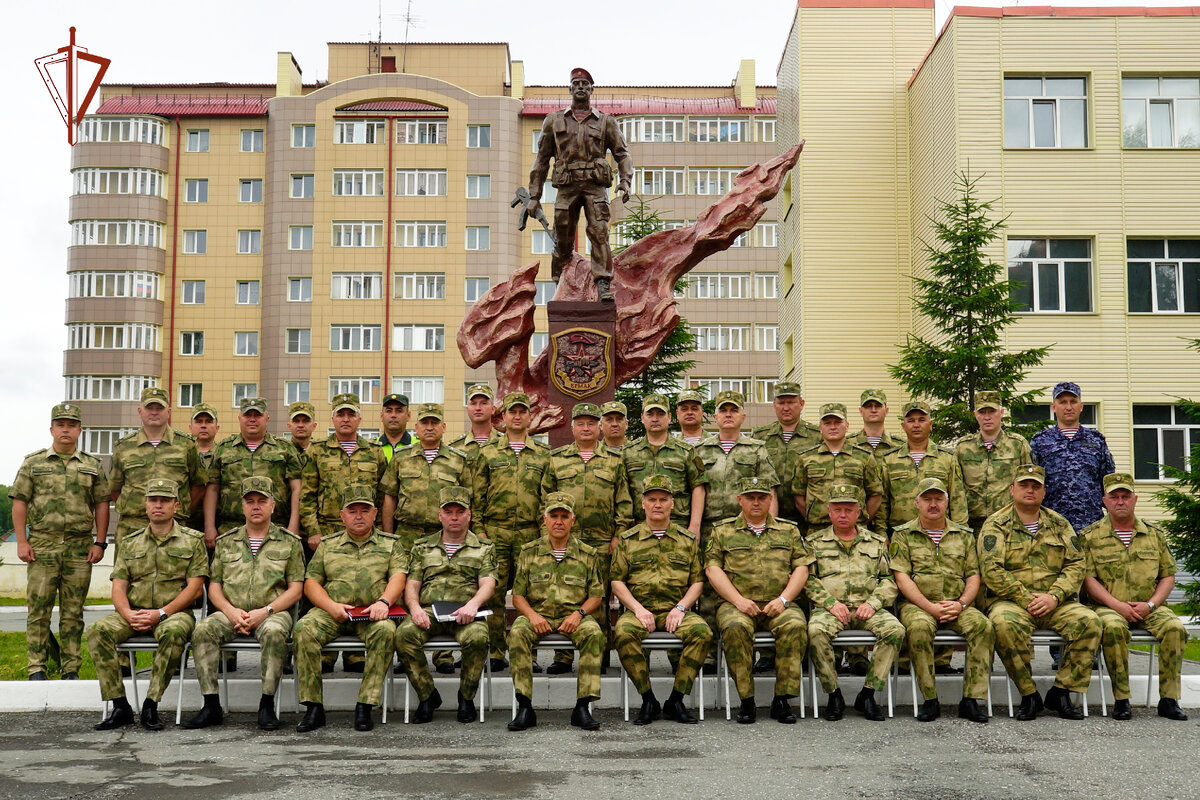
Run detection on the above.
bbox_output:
[398,636,493,723]
[1002,630,1096,717]
[616,631,707,721]
[1096,628,1165,712]
[904,630,994,718]
[717,631,801,720]
[291,636,394,723]
[808,629,897,718]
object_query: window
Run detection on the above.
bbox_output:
[185,179,207,203]
[78,117,164,144]
[68,323,159,351]
[465,226,490,251]
[329,376,380,404]
[1123,77,1200,148]
[331,324,382,352]
[618,116,685,143]
[289,225,313,250]
[395,169,447,196]
[532,231,554,255]
[181,280,205,304]
[236,280,260,305]
[692,273,750,299]
[72,220,162,248]
[332,221,383,247]
[1134,405,1200,480]
[391,376,443,403]
[234,331,259,356]
[541,181,557,203]
[183,230,206,255]
[392,324,445,352]
[691,168,743,196]
[755,378,778,404]
[334,119,385,144]
[467,124,491,148]
[81,427,137,456]
[178,383,202,407]
[395,273,446,300]
[1012,403,1099,428]
[534,281,557,306]
[1128,239,1200,313]
[532,130,542,153]
[399,119,447,144]
[755,273,777,299]
[635,167,685,195]
[286,328,311,354]
[64,375,156,402]
[465,277,490,302]
[290,174,314,199]
[331,272,383,299]
[180,331,204,356]
[756,325,778,352]
[694,325,750,351]
[291,124,315,148]
[756,223,777,248]
[288,277,312,302]
[241,130,264,152]
[1008,238,1092,312]
[466,175,491,199]
[186,130,209,152]
[68,271,159,300]
[285,381,310,404]
[690,377,751,397]
[395,220,447,248]
[689,117,747,143]
[233,383,258,408]
[531,332,549,357]
[73,168,164,197]
[756,118,776,143]
[1004,77,1088,148]
[332,169,384,196]
[239,179,263,203]
[237,229,262,255]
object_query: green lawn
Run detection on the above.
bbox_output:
[1131,638,1200,662]
[0,631,150,681]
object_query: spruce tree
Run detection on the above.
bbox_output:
[1156,338,1200,613]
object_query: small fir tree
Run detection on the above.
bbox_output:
[1156,339,1200,614]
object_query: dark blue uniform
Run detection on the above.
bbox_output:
[1029,425,1115,532]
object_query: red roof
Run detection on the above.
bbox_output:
[338,100,448,112]
[94,94,270,116]
[520,96,776,117]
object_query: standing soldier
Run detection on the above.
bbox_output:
[449,384,499,467]
[611,475,712,725]
[600,401,629,452]
[109,387,207,549]
[874,400,968,537]
[955,391,1033,533]
[849,389,906,454]
[806,484,906,722]
[622,393,707,536]
[376,393,412,462]
[506,492,605,731]
[752,382,821,528]
[12,402,109,681]
[286,401,318,463]
[979,465,1101,721]
[674,389,707,446]
[1082,473,1189,721]
[540,402,634,674]
[184,477,305,730]
[471,392,550,671]
[188,403,221,530]
[88,479,207,730]
[706,477,813,725]
[1030,381,1115,536]
[890,478,993,723]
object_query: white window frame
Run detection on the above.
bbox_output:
[334,119,385,144]
[755,378,778,404]
[289,225,313,251]
[178,383,202,408]
[756,117,776,143]
[67,323,159,351]
[395,272,446,300]
[179,330,204,356]
[464,277,490,302]
[81,427,138,456]
[691,273,750,299]
[391,376,444,404]
[395,220,447,248]
[534,281,557,306]
[332,169,385,197]
[78,116,164,144]
[237,230,262,254]
[395,168,448,197]
[186,129,209,153]
[239,179,263,203]
[64,374,157,402]
[184,179,207,203]
[465,226,490,251]
[240,129,264,153]
[755,273,777,299]
[72,220,163,248]
[286,328,311,354]
[1122,77,1200,149]
[233,383,258,408]
[290,174,314,199]
[1127,239,1200,313]
[1008,238,1093,313]
[392,324,445,352]
[68,271,160,300]
[634,167,685,196]
[331,272,383,300]
[689,117,747,143]
[755,325,778,352]
[618,116,685,143]
[1003,76,1089,148]
[466,174,491,199]
[291,124,315,148]
[531,332,549,357]
[183,230,206,255]
[690,377,751,397]
[329,376,380,404]
[399,119,447,145]
[331,221,383,248]
[234,331,259,356]
[1133,404,1200,480]
[285,381,310,404]
[330,324,382,352]
[466,124,491,148]
[236,280,261,305]
[693,325,751,352]
[690,168,743,196]
[288,277,312,302]
[72,167,164,197]
[181,280,205,305]
[532,231,554,255]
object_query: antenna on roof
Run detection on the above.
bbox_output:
[378,0,382,43]
[399,0,418,72]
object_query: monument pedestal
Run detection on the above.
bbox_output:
[546,301,617,449]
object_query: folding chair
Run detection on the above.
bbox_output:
[905,631,994,718]
[809,629,896,718]
[717,631,799,721]
[1003,630,1095,717]
[1096,628,1161,714]
[616,631,706,721]
[400,636,493,723]
[292,636,392,723]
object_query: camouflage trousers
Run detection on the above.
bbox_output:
[397,522,454,668]
[555,544,610,666]
[193,611,293,696]
[900,603,995,700]
[718,603,807,700]
[486,526,540,660]
[293,609,395,706]
[809,607,905,693]
[614,610,712,695]
[1094,605,1186,700]
[86,610,195,702]
[509,615,604,699]
[25,534,93,675]
[396,616,489,701]
[697,523,721,666]
[988,599,1100,695]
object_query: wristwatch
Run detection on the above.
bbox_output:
[674,604,687,613]
[93,541,108,551]
[1147,601,1157,611]
[157,609,167,621]
[577,607,589,617]
[778,596,790,608]
[265,605,275,615]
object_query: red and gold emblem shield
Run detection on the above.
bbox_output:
[550,327,613,400]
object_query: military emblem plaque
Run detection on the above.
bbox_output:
[546,301,617,447]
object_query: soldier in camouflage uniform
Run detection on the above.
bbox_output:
[204,397,302,546]
[184,477,306,730]
[674,388,707,446]
[293,485,406,733]
[540,402,633,673]
[611,474,712,725]
[790,403,883,532]
[752,381,821,528]
[471,392,550,669]
[874,400,968,536]
[88,479,208,731]
[600,400,629,452]
[955,391,1033,533]
[187,403,220,530]
[286,401,318,463]
[622,394,708,535]
[376,393,412,461]
[109,387,207,549]
[978,464,1101,721]
[849,388,906,455]
[395,487,497,723]
[449,384,499,468]
[1082,472,1189,721]
[12,403,109,680]
[806,484,905,722]
[507,492,605,731]
[706,477,813,724]
[890,478,993,723]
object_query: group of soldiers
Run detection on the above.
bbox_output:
[11,378,1190,732]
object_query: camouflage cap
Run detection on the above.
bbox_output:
[819,402,848,420]
[140,387,169,408]
[1013,464,1046,485]
[342,484,376,509]
[974,391,1002,411]
[915,477,948,498]
[641,473,675,495]
[145,478,179,499]
[191,402,219,422]
[466,383,494,401]
[1052,381,1082,399]
[382,393,409,407]
[714,390,745,410]
[239,396,268,415]
[542,491,576,514]
[676,389,705,405]
[901,399,932,417]
[601,400,627,417]
[642,394,670,413]
[827,483,864,505]
[416,403,444,421]
[332,393,360,414]
[572,402,602,419]
[51,402,81,422]
[773,381,803,399]
[1104,472,1136,494]
[439,485,471,509]
[288,401,315,420]
[502,392,532,411]
[241,475,275,499]
[736,476,772,496]
[860,388,888,406]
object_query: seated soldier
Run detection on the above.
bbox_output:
[507,492,605,731]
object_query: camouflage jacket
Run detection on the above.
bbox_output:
[693,434,779,525]
[848,429,906,456]
[111,522,208,609]
[539,443,633,544]
[805,524,897,611]
[789,441,883,528]
[300,436,388,540]
[752,420,822,524]
[1029,425,1115,532]
[1081,515,1176,605]
[405,531,498,606]
[705,514,813,605]
[449,430,500,472]
[379,442,471,535]
[470,435,550,537]
[875,442,968,532]
[954,430,1033,523]
[611,522,704,614]
[306,528,404,607]
[512,535,604,619]
[12,448,108,535]
[888,518,978,605]
[208,433,302,530]
[110,428,207,526]
[978,503,1083,609]
[621,437,708,526]
[211,523,305,610]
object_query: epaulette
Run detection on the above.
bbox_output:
[935,441,956,455]
[395,443,418,456]
[740,434,766,445]
[23,448,49,459]
[891,519,919,534]
[180,525,205,540]
[619,525,641,539]
[671,523,698,539]
[215,527,239,541]
[445,445,468,458]
[796,442,823,456]
[550,444,575,456]
[116,430,139,444]
[576,539,600,557]
[375,528,399,540]
[713,515,739,529]
[696,433,719,447]
[173,428,196,442]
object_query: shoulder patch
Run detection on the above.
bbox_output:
[577,539,600,557]
[180,526,205,540]
[982,534,997,552]
[1069,534,1081,552]
[889,541,900,558]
